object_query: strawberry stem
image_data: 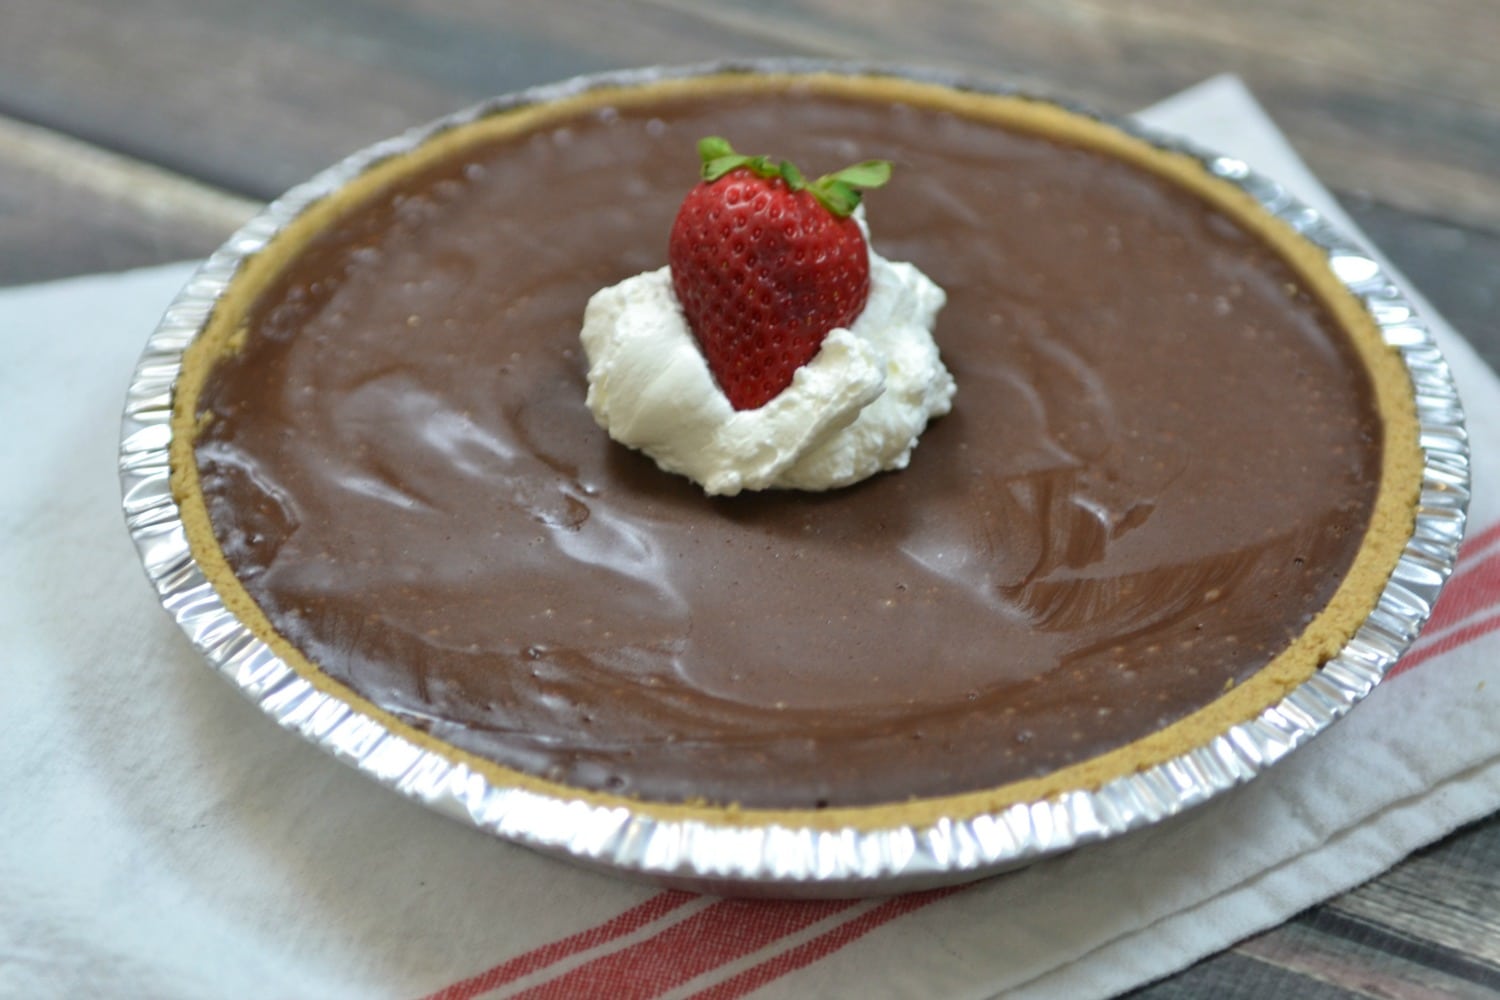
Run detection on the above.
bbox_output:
[695,136,891,218]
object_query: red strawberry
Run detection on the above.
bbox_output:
[668,137,892,410]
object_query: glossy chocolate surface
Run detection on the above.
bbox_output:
[194,90,1380,808]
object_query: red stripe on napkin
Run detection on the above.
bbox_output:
[1457,519,1500,562]
[1419,534,1500,636]
[685,886,965,1000]
[420,891,697,1000]
[1391,610,1500,679]
[1390,524,1500,679]
[509,898,862,999]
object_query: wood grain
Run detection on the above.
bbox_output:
[670,0,1500,232]
[5,1,1499,231]
[0,0,822,199]
[1126,815,1500,996]
[0,116,255,284]
[1344,196,1500,373]
[1331,825,1500,969]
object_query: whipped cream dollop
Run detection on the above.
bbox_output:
[580,241,954,497]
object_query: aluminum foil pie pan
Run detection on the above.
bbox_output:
[120,61,1470,897]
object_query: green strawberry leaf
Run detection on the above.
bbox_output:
[693,137,892,216]
[698,136,757,181]
[828,160,892,188]
[813,180,859,217]
[778,159,806,191]
[702,154,754,181]
[698,136,735,160]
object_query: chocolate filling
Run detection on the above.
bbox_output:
[193,89,1380,808]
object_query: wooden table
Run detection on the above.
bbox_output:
[10,3,1497,995]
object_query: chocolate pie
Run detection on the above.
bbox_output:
[170,71,1420,828]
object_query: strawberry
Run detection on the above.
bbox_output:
[668,137,891,410]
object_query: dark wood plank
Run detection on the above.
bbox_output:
[1145,911,1499,999]
[1123,816,1500,998]
[0,0,824,200]
[1329,816,1500,972]
[1130,932,1490,999]
[1129,949,1366,999]
[0,115,256,284]
[7,1,1500,233]
[670,0,1500,233]
[1342,195,1500,374]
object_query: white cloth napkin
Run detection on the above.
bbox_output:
[2,76,1497,1000]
